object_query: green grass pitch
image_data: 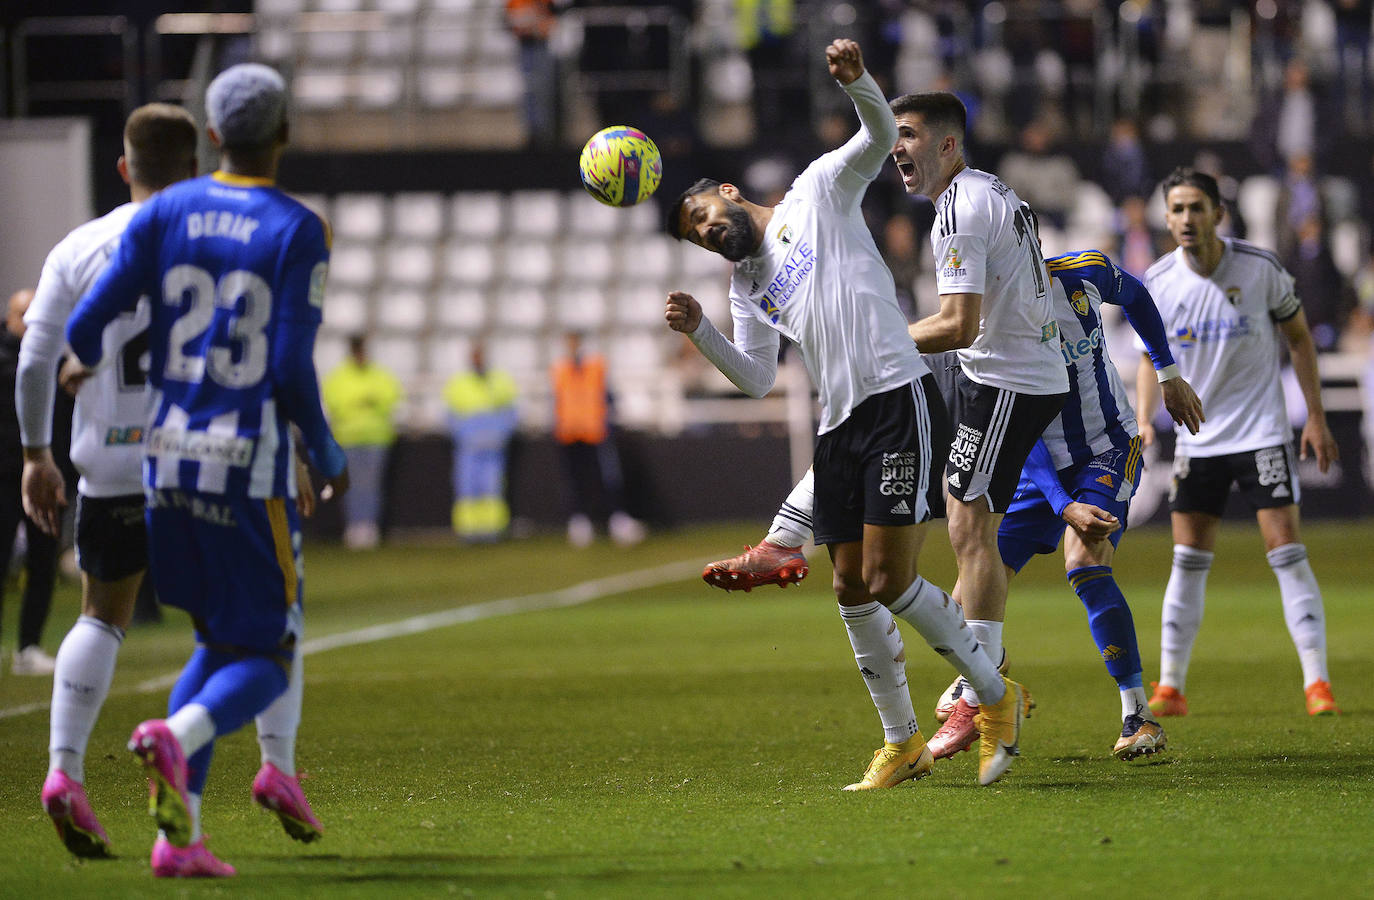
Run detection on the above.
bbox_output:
[1,519,1370,897]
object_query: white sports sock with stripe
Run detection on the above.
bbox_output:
[1159,545,1213,692]
[1268,543,1329,686]
[766,469,814,548]
[49,616,125,782]
[255,650,303,775]
[888,576,1005,704]
[840,601,918,743]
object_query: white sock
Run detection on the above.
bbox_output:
[1121,685,1150,720]
[888,576,1005,705]
[1268,543,1330,686]
[188,792,203,843]
[959,620,1004,706]
[256,651,303,775]
[1159,545,1212,692]
[48,616,125,783]
[166,703,216,760]
[839,601,918,743]
[766,469,814,548]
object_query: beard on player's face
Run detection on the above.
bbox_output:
[719,202,756,261]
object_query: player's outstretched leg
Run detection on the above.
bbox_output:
[151,836,236,878]
[254,651,324,841]
[702,540,809,591]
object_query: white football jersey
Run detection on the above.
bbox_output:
[20,202,151,497]
[930,167,1068,396]
[689,71,927,435]
[1142,238,1301,456]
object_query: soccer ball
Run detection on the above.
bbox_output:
[578,126,662,208]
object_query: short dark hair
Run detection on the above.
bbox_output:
[889,92,966,140]
[124,103,197,190]
[666,178,723,240]
[1160,166,1221,209]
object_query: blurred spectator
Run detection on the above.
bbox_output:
[736,0,802,142]
[997,118,1080,229]
[1116,194,1169,279]
[1,289,62,675]
[1253,57,1332,173]
[1286,217,1352,353]
[881,214,923,323]
[322,334,403,550]
[505,0,565,148]
[1333,0,1373,133]
[1100,118,1152,205]
[443,343,518,543]
[550,332,645,547]
[1275,151,1327,263]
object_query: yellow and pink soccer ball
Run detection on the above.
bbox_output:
[578,126,662,207]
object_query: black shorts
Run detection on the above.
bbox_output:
[1169,443,1301,516]
[812,376,949,546]
[75,493,148,582]
[944,371,1067,513]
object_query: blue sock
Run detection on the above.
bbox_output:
[168,647,288,793]
[1068,566,1143,687]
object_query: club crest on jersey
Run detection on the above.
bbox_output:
[1226,286,1242,305]
[777,224,794,244]
[1174,325,1198,348]
[941,246,966,278]
[1070,289,1089,316]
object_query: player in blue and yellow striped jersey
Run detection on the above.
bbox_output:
[66,63,347,878]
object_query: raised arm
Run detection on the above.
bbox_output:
[825,40,898,185]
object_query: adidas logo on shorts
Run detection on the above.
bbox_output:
[948,472,962,488]
[889,499,912,515]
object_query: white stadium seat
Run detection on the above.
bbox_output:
[492,284,548,330]
[553,282,609,331]
[332,193,388,241]
[391,192,446,240]
[434,285,489,331]
[500,241,555,285]
[322,287,369,333]
[557,237,617,284]
[328,242,378,287]
[450,192,504,239]
[507,190,563,237]
[372,286,428,332]
[443,241,498,286]
[382,241,437,286]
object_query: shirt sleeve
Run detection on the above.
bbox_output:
[686,295,780,398]
[1022,439,1074,517]
[67,207,159,365]
[931,211,988,297]
[17,245,75,448]
[790,70,897,215]
[271,213,345,477]
[1268,265,1302,322]
[1103,259,1176,370]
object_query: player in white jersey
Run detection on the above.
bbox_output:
[22,104,323,864]
[888,91,1068,726]
[665,39,1026,789]
[1137,167,1340,717]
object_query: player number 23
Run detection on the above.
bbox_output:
[161,264,272,389]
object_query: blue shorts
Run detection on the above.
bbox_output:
[146,488,303,658]
[998,440,1144,573]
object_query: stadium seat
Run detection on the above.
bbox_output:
[255,0,305,15]
[255,25,295,61]
[372,286,429,332]
[621,234,676,282]
[322,287,369,333]
[328,242,379,287]
[1237,175,1279,252]
[566,190,621,237]
[507,190,563,237]
[391,192,446,240]
[356,66,405,109]
[614,281,670,328]
[442,241,498,286]
[434,285,489,331]
[488,333,543,382]
[371,333,421,379]
[302,28,357,63]
[552,282,609,331]
[492,283,548,330]
[556,237,617,283]
[677,240,731,280]
[470,66,524,108]
[382,241,438,287]
[333,193,388,241]
[451,192,505,239]
[293,68,353,111]
[500,241,555,285]
[425,333,474,381]
[417,67,466,107]
[313,331,347,376]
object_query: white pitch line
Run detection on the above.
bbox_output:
[0,557,709,721]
